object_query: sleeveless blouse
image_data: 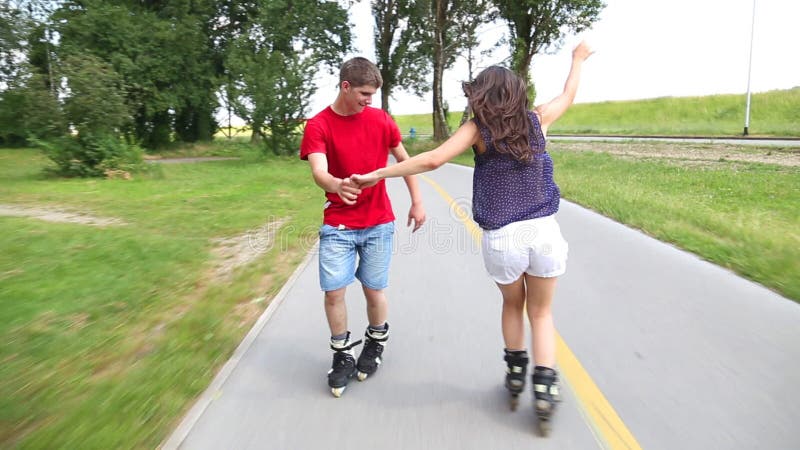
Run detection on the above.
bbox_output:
[471,111,560,230]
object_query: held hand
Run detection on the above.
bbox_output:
[337,177,362,205]
[351,172,380,189]
[407,203,426,233]
[573,40,594,62]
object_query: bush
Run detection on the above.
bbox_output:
[35,133,145,178]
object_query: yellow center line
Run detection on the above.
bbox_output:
[419,174,642,450]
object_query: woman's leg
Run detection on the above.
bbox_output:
[523,274,558,368]
[496,275,527,350]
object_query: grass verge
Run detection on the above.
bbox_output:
[0,146,321,448]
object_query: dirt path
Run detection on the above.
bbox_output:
[551,141,800,166]
[0,204,126,226]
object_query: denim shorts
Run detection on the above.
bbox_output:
[318,222,395,291]
[481,215,568,284]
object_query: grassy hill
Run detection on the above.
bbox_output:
[393,87,800,138]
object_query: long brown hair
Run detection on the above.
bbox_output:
[465,66,532,162]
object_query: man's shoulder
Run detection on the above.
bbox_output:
[307,106,333,123]
[363,106,391,120]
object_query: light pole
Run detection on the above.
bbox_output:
[743,0,756,136]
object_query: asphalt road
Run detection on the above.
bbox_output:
[163,162,800,450]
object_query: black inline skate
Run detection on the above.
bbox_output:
[532,366,561,436]
[327,332,362,398]
[503,349,529,411]
[356,323,389,381]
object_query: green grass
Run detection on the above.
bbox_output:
[393,87,800,137]
[552,152,799,300]
[0,147,322,448]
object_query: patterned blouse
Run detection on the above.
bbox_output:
[471,111,560,230]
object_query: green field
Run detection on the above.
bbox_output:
[393,87,800,137]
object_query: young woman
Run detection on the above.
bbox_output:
[351,41,593,434]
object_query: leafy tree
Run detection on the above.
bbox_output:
[0,72,65,146]
[372,0,431,113]
[227,49,314,154]
[225,0,351,153]
[54,0,222,149]
[61,54,131,137]
[0,1,31,87]
[494,0,603,102]
[38,54,142,177]
[428,0,493,139]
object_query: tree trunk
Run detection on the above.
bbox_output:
[513,42,536,104]
[381,79,392,113]
[431,0,449,141]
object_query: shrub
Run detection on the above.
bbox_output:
[35,134,145,178]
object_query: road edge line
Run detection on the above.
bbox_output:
[159,242,319,450]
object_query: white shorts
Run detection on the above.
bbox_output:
[481,215,569,285]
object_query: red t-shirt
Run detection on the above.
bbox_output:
[300,106,401,229]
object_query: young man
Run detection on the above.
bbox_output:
[300,57,426,397]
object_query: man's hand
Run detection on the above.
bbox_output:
[337,177,362,205]
[407,203,426,232]
[351,172,380,188]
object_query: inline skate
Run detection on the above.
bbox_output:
[356,323,389,381]
[532,366,561,436]
[503,349,529,411]
[327,332,362,398]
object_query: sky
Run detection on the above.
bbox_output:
[307,0,800,117]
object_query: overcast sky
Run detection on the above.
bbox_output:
[308,0,800,116]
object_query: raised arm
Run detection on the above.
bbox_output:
[534,40,594,136]
[354,121,479,187]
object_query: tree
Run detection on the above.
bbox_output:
[494,0,603,101]
[0,1,65,145]
[39,54,142,177]
[225,0,351,153]
[0,1,31,87]
[54,0,223,149]
[372,0,431,114]
[428,0,493,140]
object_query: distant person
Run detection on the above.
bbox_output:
[352,42,594,434]
[300,57,426,397]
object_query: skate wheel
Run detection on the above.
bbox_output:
[331,386,346,397]
[509,396,519,411]
[538,420,552,437]
[357,371,368,381]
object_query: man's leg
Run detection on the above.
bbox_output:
[318,225,359,396]
[319,224,357,335]
[354,222,394,327]
[362,286,387,327]
[353,223,394,380]
[324,288,348,336]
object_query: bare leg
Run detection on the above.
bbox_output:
[362,286,388,327]
[324,288,348,336]
[496,275,526,350]
[524,274,558,368]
